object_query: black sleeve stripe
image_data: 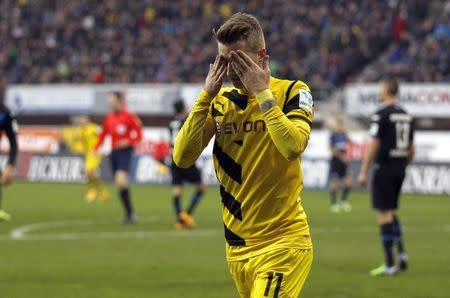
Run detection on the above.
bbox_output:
[287,114,312,127]
[283,80,298,108]
[210,103,215,118]
[283,94,299,114]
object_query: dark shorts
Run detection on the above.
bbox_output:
[110,147,133,174]
[329,157,348,179]
[171,162,202,185]
[371,164,406,211]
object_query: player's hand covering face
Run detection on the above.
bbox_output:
[229,50,270,95]
[203,55,227,98]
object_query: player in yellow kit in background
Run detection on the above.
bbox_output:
[174,13,314,298]
[64,115,109,203]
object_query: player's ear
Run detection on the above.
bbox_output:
[258,48,267,58]
[258,49,267,66]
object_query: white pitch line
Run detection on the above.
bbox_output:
[4,229,219,241]
[9,216,160,240]
[10,220,95,240]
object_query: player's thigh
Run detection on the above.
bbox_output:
[85,154,101,172]
[185,166,202,185]
[392,168,406,206]
[170,163,185,186]
[372,168,398,211]
[117,147,133,172]
[228,260,252,298]
[251,249,313,298]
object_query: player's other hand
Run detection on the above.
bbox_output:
[358,171,368,187]
[203,55,227,98]
[93,148,103,157]
[230,50,270,95]
[117,139,131,148]
[2,164,15,185]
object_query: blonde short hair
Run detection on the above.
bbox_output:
[214,12,265,52]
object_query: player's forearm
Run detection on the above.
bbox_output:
[7,143,17,166]
[6,127,18,166]
[361,139,379,174]
[407,142,415,164]
[262,104,310,161]
[173,90,213,168]
[94,133,105,151]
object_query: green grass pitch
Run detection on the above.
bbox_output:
[0,183,448,298]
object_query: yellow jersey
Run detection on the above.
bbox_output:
[63,123,100,156]
[79,123,100,155]
[174,77,314,261]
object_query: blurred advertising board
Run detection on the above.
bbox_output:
[1,127,449,194]
[1,126,61,153]
[5,86,95,114]
[2,154,448,195]
[344,83,450,118]
[5,84,203,115]
[6,83,449,118]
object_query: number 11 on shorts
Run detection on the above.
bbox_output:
[264,272,284,298]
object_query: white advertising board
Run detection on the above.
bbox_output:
[344,83,450,118]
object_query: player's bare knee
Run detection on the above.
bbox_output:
[329,180,339,191]
[198,182,206,193]
[377,211,394,224]
[172,186,182,197]
[344,177,353,189]
[85,170,95,180]
[115,171,129,189]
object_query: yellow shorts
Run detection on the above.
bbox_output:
[84,154,102,172]
[228,248,313,298]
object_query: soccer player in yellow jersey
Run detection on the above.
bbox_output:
[72,115,109,203]
[174,13,314,297]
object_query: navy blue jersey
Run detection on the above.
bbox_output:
[330,132,349,153]
[0,105,18,166]
[369,104,414,166]
[168,114,186,148]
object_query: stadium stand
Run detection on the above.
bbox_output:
[1,1,448,103]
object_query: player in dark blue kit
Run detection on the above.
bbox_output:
[168,100,205,230]
[329,115,353,213]
[0,80,18,222]
[359,78,414,276]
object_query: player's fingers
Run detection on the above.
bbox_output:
[262,54,270,71]
[211,55,220,73]
[216,61,227,78]
[230,61,244,76]
[214,56,226,76]
[232,60,246,75]
[231,51,250,70]
[217,63,228,81]
[236,50,256,67]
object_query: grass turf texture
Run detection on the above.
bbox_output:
[0,183,448,298]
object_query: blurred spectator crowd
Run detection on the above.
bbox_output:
[0,0,448,100]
